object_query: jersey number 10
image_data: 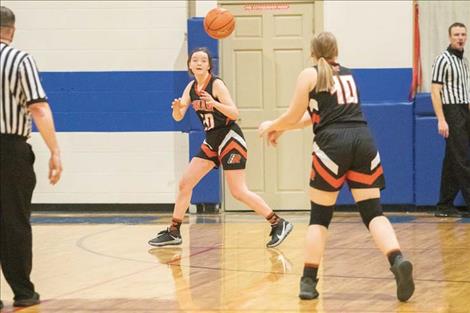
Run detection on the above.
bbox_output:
[333,75,358,105]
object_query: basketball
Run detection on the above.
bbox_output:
[204,7,235,39]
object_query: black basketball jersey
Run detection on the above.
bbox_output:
[308,65,366,134]
[189,75,234,132]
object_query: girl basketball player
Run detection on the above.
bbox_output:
[258,32,415,302]
[149,47,293,248]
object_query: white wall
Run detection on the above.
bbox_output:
[2,0,188,71]
[30,132,188,203]
[324,1,413,68]
[196,0,217,17]
[2,1,190,204]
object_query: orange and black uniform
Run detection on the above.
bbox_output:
[190,75,247,170]
[307,65,385,191]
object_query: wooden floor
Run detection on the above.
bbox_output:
[1,211,469,313]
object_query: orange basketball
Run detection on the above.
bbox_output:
[204,8,235,39]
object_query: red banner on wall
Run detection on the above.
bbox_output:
[244,3,290,11]
[409,2,422,101]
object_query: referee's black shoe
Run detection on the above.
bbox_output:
[13,292,40,307]
[390,256,414,302]
[459,208,470,218]
[434,205,462,218]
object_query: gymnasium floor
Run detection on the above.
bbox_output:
[0,211,469,313]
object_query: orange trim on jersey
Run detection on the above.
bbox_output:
[312,155,345,189]
[201,144,217,158]
[219,141,247,160]
[195,74,212,97]
[346,166,384,185]
[311,113,320,124]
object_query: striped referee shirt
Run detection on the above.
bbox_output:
[1,42,47,138]
[431,46,470,105]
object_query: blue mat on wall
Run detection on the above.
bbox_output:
[39,71,191,132]
[337,102,414,205]
[415,93,434,116]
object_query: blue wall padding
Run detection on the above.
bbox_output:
[353,68,412,103]
[415,117,465,206]
[38,71,191,132]
[415,93,434,116]
[337,102,414,205]
[187,17,221,205]
[188,18,218,58]
[189,130,222,204]
[188,106,204,131]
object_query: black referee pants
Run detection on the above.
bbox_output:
[0,135,37,300]
[438,104,470,208]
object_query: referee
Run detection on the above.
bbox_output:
[431,22,470,218]
[0,6,62,308]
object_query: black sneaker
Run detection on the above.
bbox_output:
[434,206,462,218]
[266,219,293,248]
[0,299,3,310]
[13,292,40,307]
[299,276,319,300]
[459,208,470,218]
[148,228,182,247]
[390,256,415,302]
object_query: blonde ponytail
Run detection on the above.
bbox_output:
[315,57,334,92]
[310,32,338,92]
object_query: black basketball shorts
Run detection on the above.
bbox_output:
[310,126,385,191]
[196,123,247,170]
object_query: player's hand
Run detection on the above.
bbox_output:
[49,152,62,185]
[258,120,274,137]
[171,98,185,111]
[437,119,449,138]
[267,130,283,147]
[200,91,215,107]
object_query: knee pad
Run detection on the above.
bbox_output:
[357,198,383,228]
[309,202,334,228]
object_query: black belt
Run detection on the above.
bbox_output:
[0,134,28,142]
[443,103,469,106]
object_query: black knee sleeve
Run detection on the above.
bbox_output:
[357,198,383,228]
[309,202,334,228]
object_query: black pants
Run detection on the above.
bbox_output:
[0,135,37,300]
[438,103,470,208]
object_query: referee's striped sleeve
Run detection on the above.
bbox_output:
[431,54,447,85]
[18,54,47,106]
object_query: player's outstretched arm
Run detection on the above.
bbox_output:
[172,82,193,121]
[258,68,316,138]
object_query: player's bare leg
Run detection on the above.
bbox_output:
[225,169,293,247]
[148,158,214,247]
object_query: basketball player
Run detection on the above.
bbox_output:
[149,47,293,248]
[258,32,415,302]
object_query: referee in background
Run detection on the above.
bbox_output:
[0,6,62,308]
[431,22,470,218]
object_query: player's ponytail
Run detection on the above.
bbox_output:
[310,32,339,93]
[316,57,334,92]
